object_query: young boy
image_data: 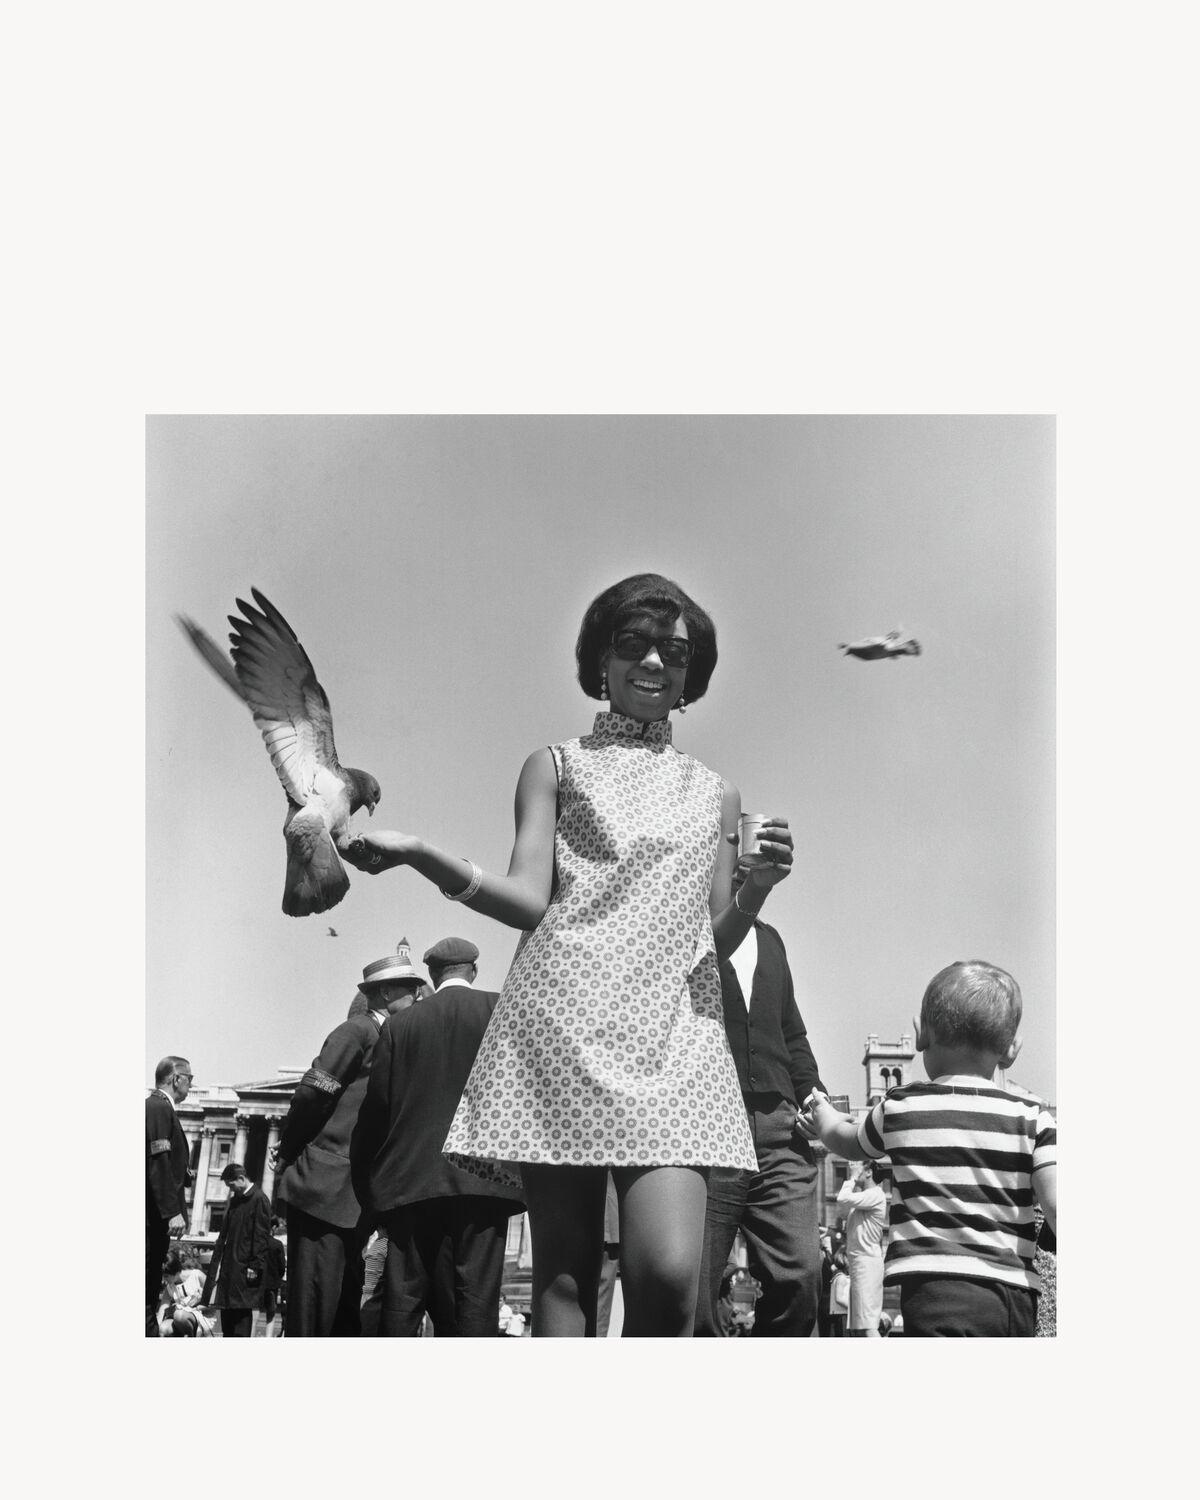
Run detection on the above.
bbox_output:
[801,959,1056,1337]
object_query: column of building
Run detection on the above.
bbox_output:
[260,1114,282,1199]
[189,1126,216,1234]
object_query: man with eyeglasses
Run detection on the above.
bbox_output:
[146,1055,194,1336]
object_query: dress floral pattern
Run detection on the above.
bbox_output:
[444,711,756,1178]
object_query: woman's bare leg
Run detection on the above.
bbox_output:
[520,1164,607,1337]
[614,1165,708,1337]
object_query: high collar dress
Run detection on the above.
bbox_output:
[444,711,756,1180]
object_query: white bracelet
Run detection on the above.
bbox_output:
[443,859,484,903]
[734,884,764,917]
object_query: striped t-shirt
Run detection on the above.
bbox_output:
[856,1076,1056,1292]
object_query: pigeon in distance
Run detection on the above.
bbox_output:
[327,926,339,937]
[838,629,922,661]
[177,588,381,917]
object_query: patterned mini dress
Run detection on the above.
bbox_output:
[443,710,756,1178]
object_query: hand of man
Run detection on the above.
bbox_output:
[168,1214,187,1237]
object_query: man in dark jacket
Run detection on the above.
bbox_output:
[203,1163,272,1337]
[352,937,525,1337]
[694,866,828,1337]
[273,944,427,1336]
[146,1055,194,1336]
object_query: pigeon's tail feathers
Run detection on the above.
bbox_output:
[176,615,249,704]
[282,806,351,917]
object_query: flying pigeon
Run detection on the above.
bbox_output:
[838,629,922,661]
[327,926,339,937]
[177,588,381,917]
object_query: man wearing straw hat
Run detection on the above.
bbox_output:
[273,940,428,1336]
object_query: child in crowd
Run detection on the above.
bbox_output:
[800,959,1056,1337]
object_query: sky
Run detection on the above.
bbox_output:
[147,414,1055,1104]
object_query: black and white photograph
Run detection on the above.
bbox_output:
[147,414,1056,1347]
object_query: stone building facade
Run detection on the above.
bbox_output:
[168,1072,302,1236]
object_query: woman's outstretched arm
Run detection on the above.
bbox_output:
[340,747,559,931]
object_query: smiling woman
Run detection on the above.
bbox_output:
[341,571,795,1337]
[574,572,719,709]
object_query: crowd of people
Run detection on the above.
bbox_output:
[147,572,1056,1338]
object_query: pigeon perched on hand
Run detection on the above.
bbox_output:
[177,588,381,917]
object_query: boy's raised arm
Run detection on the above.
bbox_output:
[799,1090,870,1160]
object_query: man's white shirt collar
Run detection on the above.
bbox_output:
[434,977,475,992]
[729,925,758,1010]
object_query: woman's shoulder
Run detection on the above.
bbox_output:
[518,744,561,767]
[515,745,561,797]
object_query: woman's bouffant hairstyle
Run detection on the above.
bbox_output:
[920,960,1023,1055]
[575,573,718,702]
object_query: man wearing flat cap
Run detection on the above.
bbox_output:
[273,941,428,1336]
[352,937,524,1336]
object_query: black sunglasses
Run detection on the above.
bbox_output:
[610,629,695,668]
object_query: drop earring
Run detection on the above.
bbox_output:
[600,670,608,700]
[676,695,687,714]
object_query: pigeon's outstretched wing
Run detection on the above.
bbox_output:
[176,615,248,702]
[180,587,380,917]
[227,589,344,810]
[226,589,381,916]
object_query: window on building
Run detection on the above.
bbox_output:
[216,1140,231,1172]
[208,1205,225,1235]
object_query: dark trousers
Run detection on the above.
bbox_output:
[900,1274,1038,1337]
[220,1309,254,1338]
[284,1204,366,1337]
[146,1216,170,1337]
[380,1198,512,1337]
[695,1093,820,1338]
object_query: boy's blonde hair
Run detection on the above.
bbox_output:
[920,960,1022,1055]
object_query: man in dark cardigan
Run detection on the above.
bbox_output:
[273,944,428,1336]
[145,1055,194,1336]
[694,866,828,1337]
[352,937,525,1337]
